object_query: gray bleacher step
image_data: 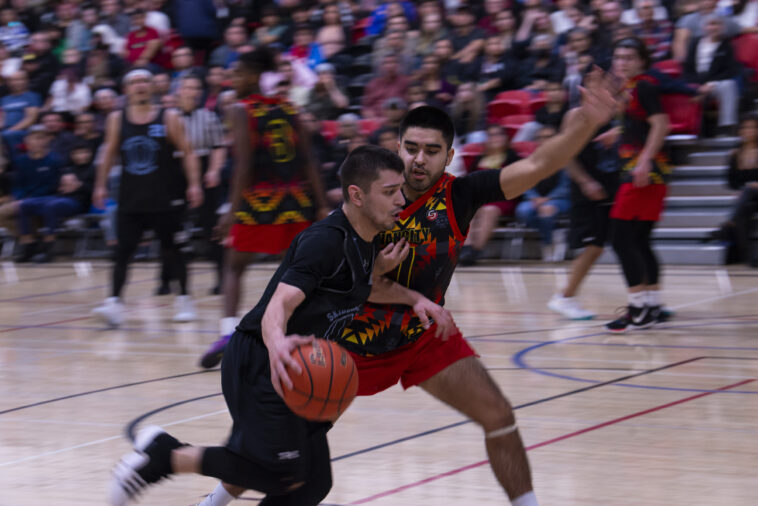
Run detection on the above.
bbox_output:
[597,242,726,265]
[667,180,736,196]
[666,135,740,149]
[664,195,736,207]
[688,150,732,166]
[651,227,717,240]
[672,165,727,178]
[658,211,729,228]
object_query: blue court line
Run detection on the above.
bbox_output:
[513,320,758,393]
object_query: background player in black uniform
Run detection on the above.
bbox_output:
[548,112,621,320]
[91,68,203,327]
[108,146,454,506]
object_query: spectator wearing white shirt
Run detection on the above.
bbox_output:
[683,14,741,135]
[47,67,92,115]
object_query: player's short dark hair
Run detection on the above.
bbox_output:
[239,46,277,74]
[399,105,455,150]
[339,145,404,202]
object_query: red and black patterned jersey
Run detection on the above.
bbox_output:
[337,173,467,355]
[619,73,671,184]
[235,94,314,225]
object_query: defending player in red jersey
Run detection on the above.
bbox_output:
[605,37,672,333]
[199,48,330,368]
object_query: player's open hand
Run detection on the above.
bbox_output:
[412,297,456,340]
[374,238,409,276]
[267,333,315,398]
[578,66,622,128]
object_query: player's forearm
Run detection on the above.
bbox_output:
[209,147,227,174]
[95,149,114,190]
[500,110,600,199]
[183,152,202,187]
[367,276,422,305]
[261,284,305,346]
[566,159,594,185]
[638,115,670,165]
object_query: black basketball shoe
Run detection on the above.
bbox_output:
[605,305,657,333]
[109,426,184,505]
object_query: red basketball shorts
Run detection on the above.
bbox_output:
[610,182,667,222]
[229,222,312,254]
[349,322,477,396]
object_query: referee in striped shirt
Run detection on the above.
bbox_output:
[161,73,228,295]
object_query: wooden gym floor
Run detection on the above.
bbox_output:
[0,260,756,505]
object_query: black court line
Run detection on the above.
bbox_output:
[0,370,216,416]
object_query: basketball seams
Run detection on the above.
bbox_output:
[297,346,314,412]
[316,341,336,420]
[283,339,359,420]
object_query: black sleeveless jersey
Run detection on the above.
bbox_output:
[118,108,182,214]
[237,208,375,341]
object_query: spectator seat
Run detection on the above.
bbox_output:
[321,120,339,142]
[661,93,702,136]
[499,114,535,139]
[652,59,683,79]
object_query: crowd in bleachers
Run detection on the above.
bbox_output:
[0,0,757,263]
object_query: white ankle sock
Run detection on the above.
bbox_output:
[512,491,539,506]
[219,316,238,336]
[199,482,236,506]
[628,291,646,308]
[646,290,661,307]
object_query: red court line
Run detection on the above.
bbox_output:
[346,378,755,505]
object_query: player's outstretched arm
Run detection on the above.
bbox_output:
[499,68,620,200]
[261,283,314,396]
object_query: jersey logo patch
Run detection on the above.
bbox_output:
[427,209,438,221]
[122,135,160,175]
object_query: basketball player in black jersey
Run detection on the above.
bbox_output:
[92,68,203,326]
[108,146,455,506]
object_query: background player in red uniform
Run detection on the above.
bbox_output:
[605,38,671,333]
[199,48,330,368]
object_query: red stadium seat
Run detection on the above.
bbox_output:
[660,94,702,135]
[461,142,485,173]
[511,141,538,158]
[652,59,683,79]
[733,34,758,82]
[494,90,532,109]
[528,93,547,114]
[321,120,339,142]
[499,114,535,139]
[487,99,524,123]
[359,118,383,136]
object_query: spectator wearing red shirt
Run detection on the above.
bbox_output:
[124,9,161,67]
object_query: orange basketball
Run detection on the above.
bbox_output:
[281,339,359,421]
